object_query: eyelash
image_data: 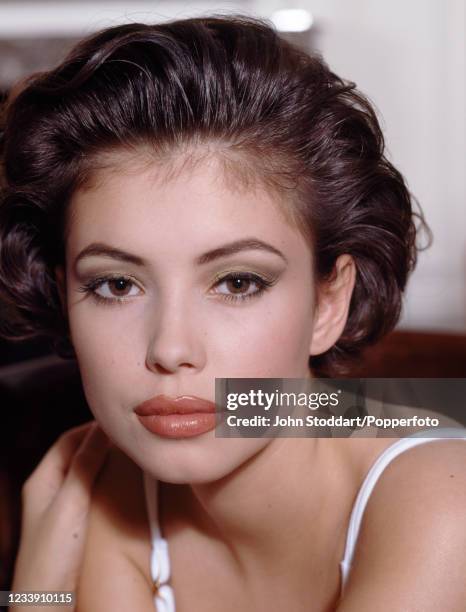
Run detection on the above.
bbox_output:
[77,272,276,307]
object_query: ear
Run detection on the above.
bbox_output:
[54,264,67,314]
[309,254,356,356]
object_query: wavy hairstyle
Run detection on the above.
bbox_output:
[0,14,428,375]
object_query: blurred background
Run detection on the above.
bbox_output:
[0,0,465,367]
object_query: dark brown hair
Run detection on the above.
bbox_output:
[0,14,428,375]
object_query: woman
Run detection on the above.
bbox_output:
[1,14,466,612]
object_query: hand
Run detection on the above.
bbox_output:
[10,421,111,611]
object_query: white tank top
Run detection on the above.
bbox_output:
[143,428,466,611]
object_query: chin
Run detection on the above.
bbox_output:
[121,434,269,485]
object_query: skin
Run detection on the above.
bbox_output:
[11,422,110,612]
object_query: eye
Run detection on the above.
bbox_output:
[77,275,142,306]
[212,273,275,303]
[95,277,140,299]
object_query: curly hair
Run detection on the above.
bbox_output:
[0,14,428,376]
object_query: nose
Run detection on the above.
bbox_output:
[145,294,205,375]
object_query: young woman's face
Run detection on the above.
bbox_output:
[60,152,318,483]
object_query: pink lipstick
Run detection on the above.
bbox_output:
[134,394,218,438]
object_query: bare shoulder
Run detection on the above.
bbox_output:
[76,443,154,611]
[338,438,466,611]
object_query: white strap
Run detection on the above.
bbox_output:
[340,427,466,593]
[143,472,176,612]
[153,584,176,612]
[143,471,162,542]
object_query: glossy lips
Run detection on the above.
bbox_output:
[134,394,218,438]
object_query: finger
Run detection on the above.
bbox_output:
[22,421,96,507]
[57,422,111,514]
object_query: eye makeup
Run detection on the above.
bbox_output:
[76,270,279,307]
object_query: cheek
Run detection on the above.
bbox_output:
[213,288,314,378]
[66,307,132,415]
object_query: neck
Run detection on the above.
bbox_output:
[182,437,359,581]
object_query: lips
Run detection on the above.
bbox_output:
[134,394,219,438]
[134,394,217,416]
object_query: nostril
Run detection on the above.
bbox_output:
[153,363,173,375]
[149,362,194,375]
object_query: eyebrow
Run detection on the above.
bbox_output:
[74,238,288,268]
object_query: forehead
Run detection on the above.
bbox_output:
[66,150,309,262]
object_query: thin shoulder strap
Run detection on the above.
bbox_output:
[339,427,466,594]
[143,471,163,542]
[142,472,175,612]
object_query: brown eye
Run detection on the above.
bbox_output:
[91,276,141,300]
[225,277,252,294]
[213,273,274,302]
[107,278,133,297]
